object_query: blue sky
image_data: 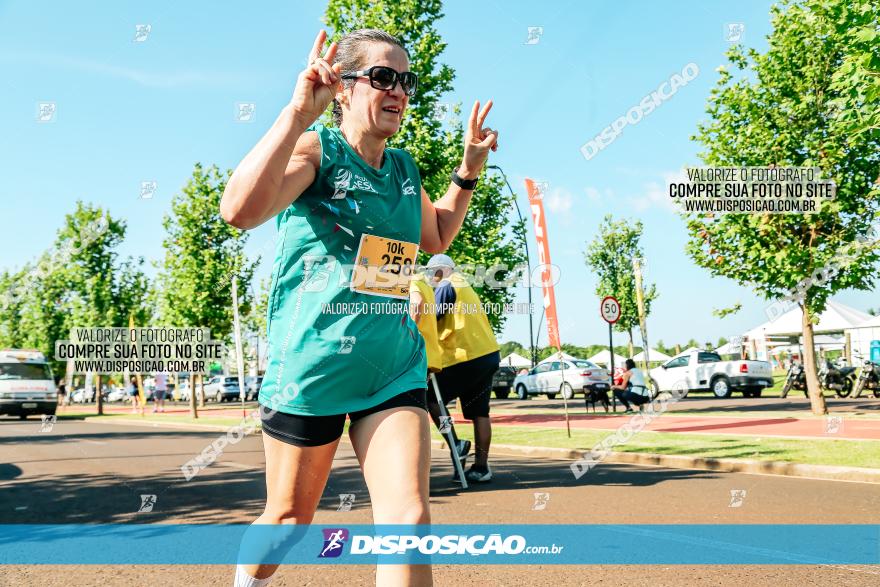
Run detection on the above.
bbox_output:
[2,0,876,350]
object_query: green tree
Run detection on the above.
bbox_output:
[1,257,68,377]
[156,164,257,416]
[654,339,676,357]
[498,340,527,359]
[687,0,880,415]
[584,215,657,356]
[323,0,526,332]
[829,2,880,136]
[0,270,26,347]
[0,203,150,412]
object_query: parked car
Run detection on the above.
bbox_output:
[175,380,192,402]
[649,350,773,398]
[491,366,519,399]
[71,387,95,404]
[513,359,610,400]
[203,376,244,402]
[72,384,116,403]
[106,386,127,402]
[0,349,56,419]
[245,376,263,401]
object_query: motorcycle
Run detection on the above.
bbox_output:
[853,360,880,398]
[819,359,857,398]
[780,362,808,398]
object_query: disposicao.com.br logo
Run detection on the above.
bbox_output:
[319,529,563,557]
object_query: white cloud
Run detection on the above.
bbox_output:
[545,187,573,214]
[631,169,688,212]
[0,52,257,88]
[584,186,615,202]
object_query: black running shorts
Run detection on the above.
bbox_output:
[260,388,428,447]
[432,350,501,419]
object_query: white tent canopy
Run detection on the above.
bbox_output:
[746,300,872,339]
[715,341,742,356]
[768,335,845,355]
[500,352,531,367]
[855,315,880,329]
[587,349,628,366]
[538,351,578,364]
[632,348,671,362]
[844,314,880,361]
[675,346,702,357]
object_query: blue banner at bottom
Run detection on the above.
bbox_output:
[0,524,877,565]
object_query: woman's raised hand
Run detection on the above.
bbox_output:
[460,100,499,179]
[290,30,342,128]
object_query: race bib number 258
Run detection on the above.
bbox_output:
[350,234,418,300]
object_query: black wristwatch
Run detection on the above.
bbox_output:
[451,168,479,190]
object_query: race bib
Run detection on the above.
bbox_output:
[350,234,418,299]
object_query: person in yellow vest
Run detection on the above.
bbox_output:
[425,254,500,483]
[409,271,472,476]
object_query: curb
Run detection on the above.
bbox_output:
[82,417,880,484]
[479,442,880,484]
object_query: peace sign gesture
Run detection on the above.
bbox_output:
[459,100,499,179]
[290,30,342,128]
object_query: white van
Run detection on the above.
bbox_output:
[0,349,57,419]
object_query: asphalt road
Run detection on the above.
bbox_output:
[1,419,878,586]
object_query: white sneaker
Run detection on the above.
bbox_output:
[465,466,492,483]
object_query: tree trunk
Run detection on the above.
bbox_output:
[801,305,827,415]
[198,373,205,407]
[96,374,103,416]
[627,329,635,358]
[189,372,198,419]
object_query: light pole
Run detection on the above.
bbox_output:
[248,283,261,377]
[488,164,536,367]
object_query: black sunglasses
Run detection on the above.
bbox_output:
[341,66,418,97]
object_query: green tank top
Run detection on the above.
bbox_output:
[259,123,427,416]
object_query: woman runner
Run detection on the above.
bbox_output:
[221,29,498,587]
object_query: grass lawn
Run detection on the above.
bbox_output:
[432,424,880,469]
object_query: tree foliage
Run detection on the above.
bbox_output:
[584,215,657,344]
[687,0,880,413]
[0,202,150,377]
[156,164,256,339]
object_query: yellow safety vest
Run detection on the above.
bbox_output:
[437,272,500,368]
[410,275,443,372]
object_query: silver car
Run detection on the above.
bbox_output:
[203,376,244,403]
[513,359,610,400]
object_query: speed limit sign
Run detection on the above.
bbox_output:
[600,296,620,324]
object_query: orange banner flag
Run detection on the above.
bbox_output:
[524,179,561,349]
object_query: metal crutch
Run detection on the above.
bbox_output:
[429,373,468,489]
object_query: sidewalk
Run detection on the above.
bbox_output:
[453,412,880,441]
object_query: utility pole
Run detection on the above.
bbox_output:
[633,257,650,372]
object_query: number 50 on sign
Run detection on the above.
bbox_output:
[600,296,620,324]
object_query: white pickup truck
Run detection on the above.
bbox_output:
[649,350,773,398]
